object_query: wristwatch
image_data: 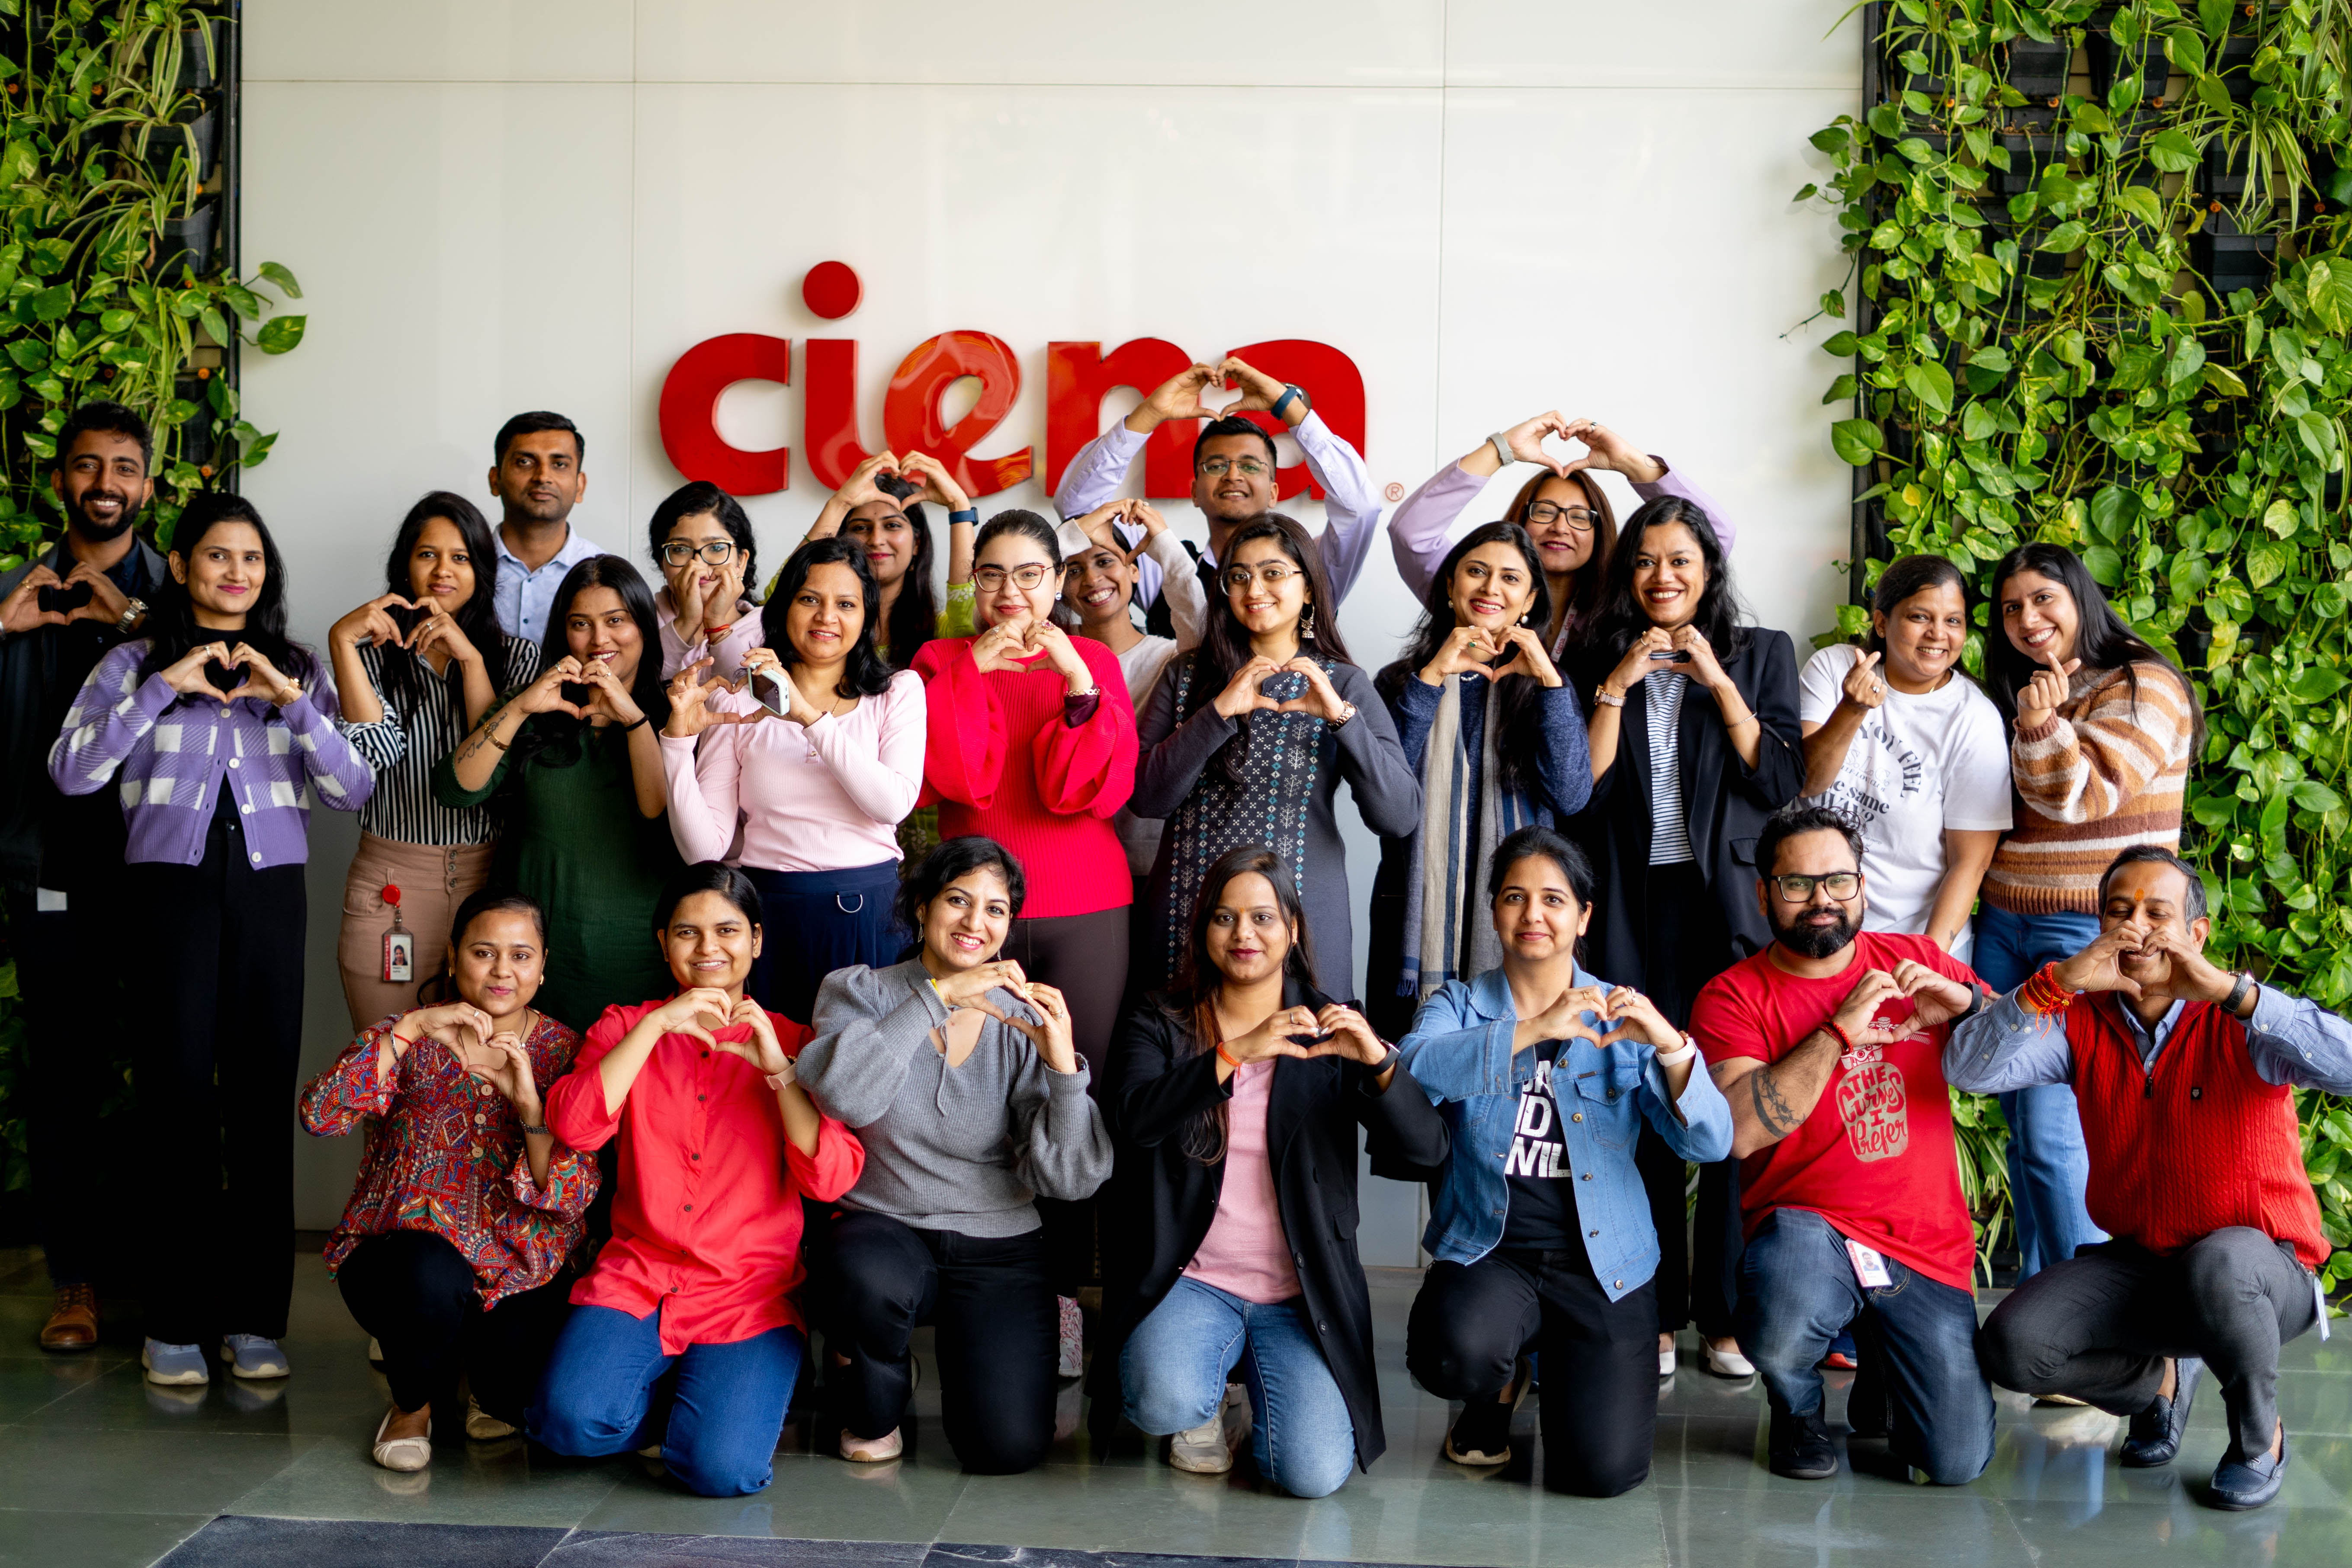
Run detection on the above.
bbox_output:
[1592,683,1626,709]
[1489,431,1516,468]
[2223,971,2255,1015]
[116,596,147,634]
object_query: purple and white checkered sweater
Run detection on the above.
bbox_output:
[48,639,373,868]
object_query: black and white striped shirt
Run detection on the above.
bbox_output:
[338,637,542,844]
[1644,671,1694,866]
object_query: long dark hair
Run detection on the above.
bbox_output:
[866,472,938,669]
[893,837,1027,961]
[1502,468,1617,637]
[760,537,893,699]
[514,555,670,767]
[138,493,314,693]
[1378,522,1553,795]
[378,492,513,715]
[1157,843,1318,1164]
[1175,513,1353,786]
[1984,542,2204,747]
[1587,495,1748,661]
[646,481,757,608]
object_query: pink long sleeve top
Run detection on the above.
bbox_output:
[660,670,926,872]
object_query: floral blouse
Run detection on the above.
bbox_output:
[299,1011,599,1306]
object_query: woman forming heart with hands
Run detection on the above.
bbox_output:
[158,637,305,706]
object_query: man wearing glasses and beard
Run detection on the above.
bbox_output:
[1689,804,1996,1490]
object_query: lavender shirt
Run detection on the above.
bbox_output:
[48,640,372,868]
[1385,457,1736,652]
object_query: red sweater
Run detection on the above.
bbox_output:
[910,635,1137,919]
[2068,994,2328,1270]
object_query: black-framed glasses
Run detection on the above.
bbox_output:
[974,564,1053,591]
[1772,872,1861,902]
[1224,562,1300,591]
[1198,456,1271,479]
[1523,502,1599,533]
[660,540,738,567]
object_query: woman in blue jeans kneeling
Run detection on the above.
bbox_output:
[1107,843,1448,1497]
[1398,826,1731,1494]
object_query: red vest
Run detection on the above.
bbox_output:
[2068,995,2327,1269]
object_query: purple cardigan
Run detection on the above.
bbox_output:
[1385,456,1736,651]
[48,639,372,868]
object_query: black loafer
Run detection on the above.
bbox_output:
[2121,1357,2202,1469]
[1769,1410,1839,1480]
[2208,1430,2290,1510]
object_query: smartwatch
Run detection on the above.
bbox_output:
[948,507,979,525]
[1271,385,1306,423]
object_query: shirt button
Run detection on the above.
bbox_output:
[1589,1230,1599,1238]
[239,804,251,815]
[474,1113,486,1126]
[683,1203,693,1212]
[1614,1279,1624,1289]
[228,758,240,769]
[697,1094,706,1102]
[1571,1112,1583,1122]
[218,706,229,717]
[249,853,262,865]
[1580,1172,1593,1181]
[691,1152,700,1160]
[702,1051,710,1058]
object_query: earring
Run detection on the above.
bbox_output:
[1300,603,1317,642]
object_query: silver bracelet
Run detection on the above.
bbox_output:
[1489,431,1515,468]
[517,1123,549,1137]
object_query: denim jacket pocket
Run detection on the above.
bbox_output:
[1570,1070,1637,1151]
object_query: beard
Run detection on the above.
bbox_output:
[1772,905,1859,960]
[73,488,138,542]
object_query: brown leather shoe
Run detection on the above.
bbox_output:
[39,1283,99,1351]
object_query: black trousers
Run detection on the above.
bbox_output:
[336,1231,573,1427]
[3,885,122,1286]
[1003,906,1125,1298]
[1634,860,1742,1340]
[1407,1249,1661,1497]
[816,1209,1059,1473]
[129,808,308,1345]
[1977,1229,2320,1461]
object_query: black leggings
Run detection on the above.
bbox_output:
[1407,1249,1661,1497]
[817,1209,1058,1473]
[1003,906,1126,1298]
[336,1230,573,1426]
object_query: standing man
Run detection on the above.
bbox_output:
[0,401,166,1351]
[487,410,603,644]
[1959,847,2349,1511]
[1052,356,1379,638]
[1692,804,1995,1487]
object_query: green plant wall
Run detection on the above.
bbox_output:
[1805,0,2352,1287]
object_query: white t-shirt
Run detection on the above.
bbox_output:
[1797,644,2012,961]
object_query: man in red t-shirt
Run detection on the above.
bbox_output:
[1693,804,1993,1486]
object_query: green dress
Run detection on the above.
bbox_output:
[433,719,682,1033]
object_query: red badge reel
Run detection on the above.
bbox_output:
[381,882,414,984]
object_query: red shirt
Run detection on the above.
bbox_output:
[910,635,1136,918]
[546,999,864,1353]
[1693,931,1980,1291]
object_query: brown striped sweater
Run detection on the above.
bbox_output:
[1982,660,2194,916]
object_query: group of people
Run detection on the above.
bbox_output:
[0,370,2335,1512]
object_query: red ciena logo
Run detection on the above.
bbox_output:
[658,263,1367,503]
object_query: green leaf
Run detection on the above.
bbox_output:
[1962,402,2000,441]
[2307,260,2352,337]
[256,315,308,355]
[1904,359,1955,416]
[2297,411,2339,462]
[1822,372,1859,405]
[255,261,304,300]
[2202,362,2249,397]
[2262,500,2301,539]
[2290,670,2348,704]
[2293,781,2345,812]
[2147,128,2199,173]
[29,284,71,322]
[1824,330,1861,356]
[198,305,228,346]
[2166,29,2207,78]
[1967,346,2013,372]
[2038,221,2088,253]
[2082,545,2123,586]
[2248,543,2291,588]
[2166,335,2207,388]
[2117,185,2164,228]
[1830,419,1884,466]
[97,307,135,334]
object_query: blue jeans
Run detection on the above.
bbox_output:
[1972,904,2109,1279]
[1121,1276,1356,1499]
[1735,1208,1993,1485]
[528,1304,803,1497]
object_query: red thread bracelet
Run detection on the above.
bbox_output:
[1216,1039,1241,1069]
[1824,1020,1856,1055]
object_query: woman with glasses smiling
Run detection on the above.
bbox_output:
[1386,415,1734,654]
[647,481,761,682]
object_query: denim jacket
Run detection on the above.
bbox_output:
[1398,965,1733,1299]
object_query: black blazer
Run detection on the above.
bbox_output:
[1564,627,1804,987]
[1101,977,1448,1473]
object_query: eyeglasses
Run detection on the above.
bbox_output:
[1198,457,1271,479]
[660,540,738,567]
[1771,872,1861,902]
[1523,502,1599,532]
[1224,563,1300,591]
[974,564,1053,591]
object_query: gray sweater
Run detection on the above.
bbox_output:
[799,958,1114,1236]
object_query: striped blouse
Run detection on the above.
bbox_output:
[1644,671,1694,866]
[338,637,542,845]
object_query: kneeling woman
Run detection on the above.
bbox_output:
[797,837,1114,1473]
[530,864,863,1497]
[1111,844,1448,1498]
[1398,826,1730,1496]
[300,890,597,1472]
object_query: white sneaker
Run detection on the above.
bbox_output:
[840,1426,903,1462]
[1659,1342,1678,1377]
[464,1395,516,1440]
[1168,1412,1234,1474]
[141,1338,209,1386]
[1704,1340,1756,1378]
[372,1408,432,1472]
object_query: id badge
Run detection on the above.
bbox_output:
[1845,1238,1894,1289]
[380,882,413,984]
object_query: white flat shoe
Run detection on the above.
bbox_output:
[372,1408,431,1472]
[1659,1344,1678,1377]
[1704,1341,1756,1378]
[841,1426,902,1462]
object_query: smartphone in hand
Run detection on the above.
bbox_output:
[750,669,790,717]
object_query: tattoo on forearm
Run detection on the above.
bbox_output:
[1749,1069,1801,1137]
[1707,1061,1735,1085]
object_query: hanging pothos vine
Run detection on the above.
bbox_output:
[1803,0,2352,1287]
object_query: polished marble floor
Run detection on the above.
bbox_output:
[3,1247,2347,1567]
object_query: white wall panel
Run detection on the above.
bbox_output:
[1444,0,1853,89]
[245,0,636,82]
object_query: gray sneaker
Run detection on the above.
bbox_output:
[142,1338,210,1386]
[219,1334,290,1379]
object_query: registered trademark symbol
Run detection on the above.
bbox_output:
[1383,482,1404,503]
